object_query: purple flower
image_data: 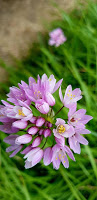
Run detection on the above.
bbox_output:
[68,128,90,154]
[3,135,23,157]
[59,85,82,108]
[24,147,43,169]
[0,120,19,134]
[49,28,67,47]
[7,85,31,106]
[52,144,75,169]
[53,118,75,139]
[6,105,33,121]
[35,99,49,114]
[68,104,93,129]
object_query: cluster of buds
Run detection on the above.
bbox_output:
[0,74,93,169]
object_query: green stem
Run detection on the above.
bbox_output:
[53,105,64,118]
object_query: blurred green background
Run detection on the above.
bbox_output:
[0,1,97,200]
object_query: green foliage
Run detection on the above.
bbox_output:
[0,1,97,199]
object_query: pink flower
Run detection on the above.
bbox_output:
[7,85,31,106]
[24,147,43,169]
[35,99,49,114]
[53,118,75,139]
[3,135,23,157]
[52,144,75,169]
[68,128,90,154]
[49,28,67,47]
[59,85,82,108]
[68,104,93,129]
[6,105,33,121]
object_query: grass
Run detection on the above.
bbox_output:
[0,1,97,199]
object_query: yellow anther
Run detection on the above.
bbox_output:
[18,109,25,116]
[49,78,52,81]
[63,156,64,158]
[70,97,73,100]
[76,120,78,122]
[69,90,71,92]
[57,125,65,134]
[0,114,4,117]
[73,95,75,97]
[64,161,66,163]
[67,93,70,97]
[37,95,38,97]
[56,157,58,160]
[38,91,40,93]
[34,92,35,94]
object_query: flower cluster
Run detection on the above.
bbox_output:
[0,74,93,170]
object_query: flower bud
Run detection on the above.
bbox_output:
[36,117,45,127]
[21,145,32,154]
[12,120,28,129]
[45,92,55,106]
[35,99,49,114]
[28,126,39,135]
[31,136,41,147]
[43,129,51,138]
[15,134,32,145]
[39,129,44,135]
[30,117,37,124]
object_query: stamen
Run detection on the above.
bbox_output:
[18,109,25,116]
[57,124,65,134]
[70,117,75,122]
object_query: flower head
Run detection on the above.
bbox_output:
[1,74,93,170]
[49,28,67,47]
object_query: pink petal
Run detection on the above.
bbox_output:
[69,136,81,154]
[43,147,52,166]
[53,79,63,94]
[59,87,63,102]
[75,134,88,145]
